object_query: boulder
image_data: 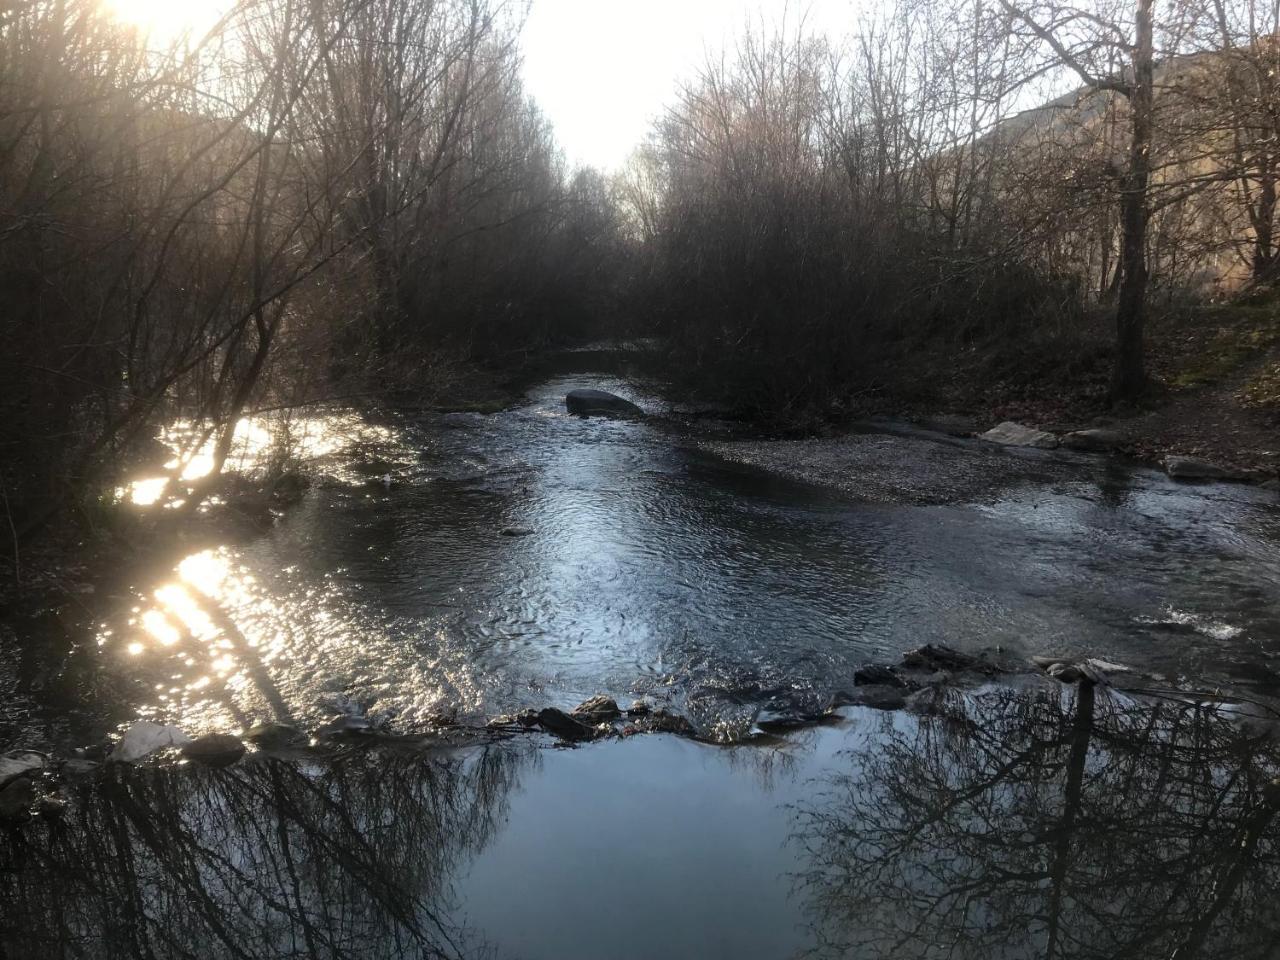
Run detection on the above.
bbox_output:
[565,389,644,419]
[1164,456,1246,482]
[979,421,1059,449]
[181,734,246,767]
[1061,428,1123,452]
[572,695,621,722]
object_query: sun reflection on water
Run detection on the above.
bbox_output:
[102,537,478,736]
[115,410,407,506]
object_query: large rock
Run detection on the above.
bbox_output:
[1164,456,1246,482]
[1061,428,1123,452]
[979,421,1059,449]
[0,751,44,788]
[537,707,596,741]
[572,695,621,722]
[181,734,246,767]
[634,709,697,737]
[243,722,305,749]
[565,389,644,419]
[110,722,191,763]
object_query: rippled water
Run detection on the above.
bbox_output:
[11,361,1280,749]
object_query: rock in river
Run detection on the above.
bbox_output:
[565,389,644,419]
[244,722,305,749]
[181,734,247,767]
[572,695,621,721]
[111,721,191,763]
[853,664,907,688]
[0,751,45,788]
[979,421,1059,449]
[537,707,596,742]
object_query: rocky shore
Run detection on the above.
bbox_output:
[4,638,1272,827]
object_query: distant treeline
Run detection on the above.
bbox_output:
[620,0,1280,415]
[5,0,1280,540]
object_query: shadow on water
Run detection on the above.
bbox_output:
[792,685,1280,960]
[0,743,533,960]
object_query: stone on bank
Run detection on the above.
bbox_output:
[979,421,1059,449]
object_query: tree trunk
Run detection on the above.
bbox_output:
[1110,0,1154,402]
[1252,161,1276,281]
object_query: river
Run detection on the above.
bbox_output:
[3,355,1280,957]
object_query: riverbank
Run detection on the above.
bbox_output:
[850,299,1280,480]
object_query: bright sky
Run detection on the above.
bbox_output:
[521,0,861,172]
[102,0,861,173]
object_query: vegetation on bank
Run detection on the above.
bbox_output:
[5,0,1280,561]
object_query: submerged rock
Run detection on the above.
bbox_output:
[111,722,192,763]
[572,695,621,722]
[565,389,644,419]
[979,421,1059,449]
[181,734,246,767]
[1164,456,1246,482]
[500,526,535,537]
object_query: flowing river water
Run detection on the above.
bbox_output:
[4,354,1280,958]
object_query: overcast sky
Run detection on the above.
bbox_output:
[520,0,861,172]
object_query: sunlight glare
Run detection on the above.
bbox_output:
[102,0,227,43]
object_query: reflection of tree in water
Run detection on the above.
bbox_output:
[794,685,1280,960]
[0,744,532,959]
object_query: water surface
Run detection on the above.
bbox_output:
[9,366,1280,749]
